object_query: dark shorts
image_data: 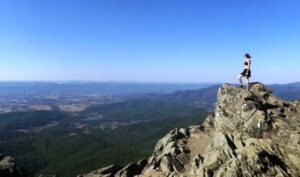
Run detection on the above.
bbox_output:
[241,69,251,77]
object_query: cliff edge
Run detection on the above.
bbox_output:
[82,83,300,177]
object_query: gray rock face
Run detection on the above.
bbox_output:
[0,154,28,177]
[83,83,300,177]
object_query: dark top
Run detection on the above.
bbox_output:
[244,61,248,66]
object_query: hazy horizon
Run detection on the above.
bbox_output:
[0,80,298,85]
[1,0,300,83]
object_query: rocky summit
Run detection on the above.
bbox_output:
[81,83,300,177]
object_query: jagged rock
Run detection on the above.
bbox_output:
[80,165,123,177]
[82,160,147,177]
[0,154,28,177]
[115,161,147,177]
[97,165,123,175]
[83,83,300,177]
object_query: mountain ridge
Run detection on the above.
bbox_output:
[81,83,300,177]
[125,83,300,105]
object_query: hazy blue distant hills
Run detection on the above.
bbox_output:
[270,82,300,93]
[161,83,300,102]
[270,82,300,100]
[0,81,298,101]
[0,81,214,95]
[126,85,220,105]
[155,85,220,104]
[125,82,300,104]
[160,83,300,103]
[276,91,300,100]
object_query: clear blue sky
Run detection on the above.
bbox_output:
[0,0,299,83]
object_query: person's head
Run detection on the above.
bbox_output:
[245,53,251,59]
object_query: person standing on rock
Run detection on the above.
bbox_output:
[238,53,252,90]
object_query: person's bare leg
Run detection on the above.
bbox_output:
[246,77,250,90]
[237,75,243,87]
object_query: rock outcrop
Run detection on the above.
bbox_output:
[82,83,300,177]
[0,154,28,177]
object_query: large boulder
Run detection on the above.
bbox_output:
[0,154,28,177]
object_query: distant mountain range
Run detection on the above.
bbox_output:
[126,82,300,104]
[270,82,300,100]
[0,81,214,94]
[0,81,298,101]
